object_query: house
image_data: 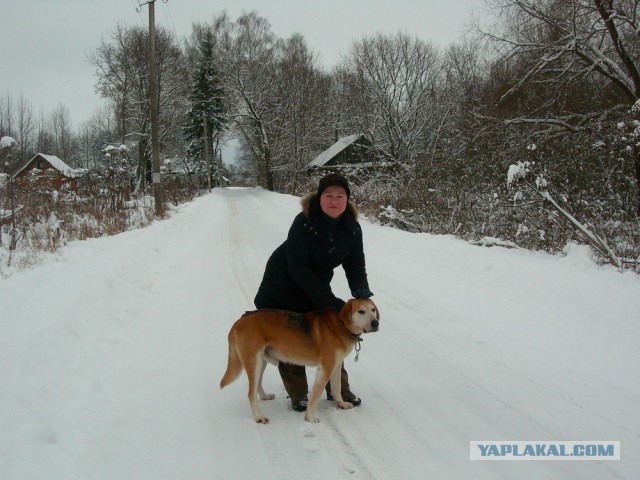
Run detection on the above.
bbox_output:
[12,153,81,190]
[308,134,373,169]
[307,134,396,174]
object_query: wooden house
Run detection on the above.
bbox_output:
[307,134,397,174]
[12,153,80,190]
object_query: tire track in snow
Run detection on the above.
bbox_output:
[218,188,287,307]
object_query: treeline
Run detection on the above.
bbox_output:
[1,1,639,268]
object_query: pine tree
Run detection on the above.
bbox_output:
[185,31,225,187]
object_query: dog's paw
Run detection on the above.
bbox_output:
[254,416,270,424]
[259,393,275,401]
[304,414,321,424]
[336,401,354,410]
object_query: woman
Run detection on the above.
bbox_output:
[254,173,373,412]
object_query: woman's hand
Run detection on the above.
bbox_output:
[351,288,373,299]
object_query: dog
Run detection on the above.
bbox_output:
[220,298,380,424]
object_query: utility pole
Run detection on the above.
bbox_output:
[203,118,212,192]
[4,161,17,251]
[138,0,164,216]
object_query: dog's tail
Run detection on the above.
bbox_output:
[220,328,243,389]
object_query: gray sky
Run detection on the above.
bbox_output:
[3,0,482,128]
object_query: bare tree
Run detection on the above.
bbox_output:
[480,0,640,211]
[89,24,143,146]
[89,24,188,189]
[342,32,444,170]
[432,38,499,183]
[76,105,118,170]
[482,0,638,120]
[35,108,54,157]
[209,11,282,191]
[273,33,333,191]
[190,14,361,192]
[50,102,73,161]
[0,92,35,164]
[15,93,35,161]
[0,93,15,138]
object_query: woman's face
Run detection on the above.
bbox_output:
[319,185,348,219]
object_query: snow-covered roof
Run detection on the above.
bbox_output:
[308,134,365,168]
[13,153,79,179]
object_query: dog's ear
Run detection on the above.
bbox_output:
[338,299,354,326]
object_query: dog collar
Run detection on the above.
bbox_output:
[352,334,363,362]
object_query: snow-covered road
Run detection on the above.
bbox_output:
[1,188,639,479]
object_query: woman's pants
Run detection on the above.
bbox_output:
[278,361,351,403]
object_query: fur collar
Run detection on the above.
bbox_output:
[301,192,359,221]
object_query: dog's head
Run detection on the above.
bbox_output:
[339,298,380,335]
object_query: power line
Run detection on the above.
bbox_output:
[160,0,179,40]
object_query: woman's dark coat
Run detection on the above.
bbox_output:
[254,192,369,313]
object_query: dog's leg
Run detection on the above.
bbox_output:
[305,364,332,424]
[243,350,270,424]
[257,354,275,401]
[329,364,354,410]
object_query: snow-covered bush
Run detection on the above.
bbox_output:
[0,171,201,277]
[0,136,17,149]
[378,205,428,233]
[506,159,625,268]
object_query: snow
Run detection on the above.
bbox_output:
[1,188,639,479]
[507,161,529,186]
[0,136,17,148]
[471,236,518,248]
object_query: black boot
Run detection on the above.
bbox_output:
[291,395,309,412]
[327,391,362,407]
